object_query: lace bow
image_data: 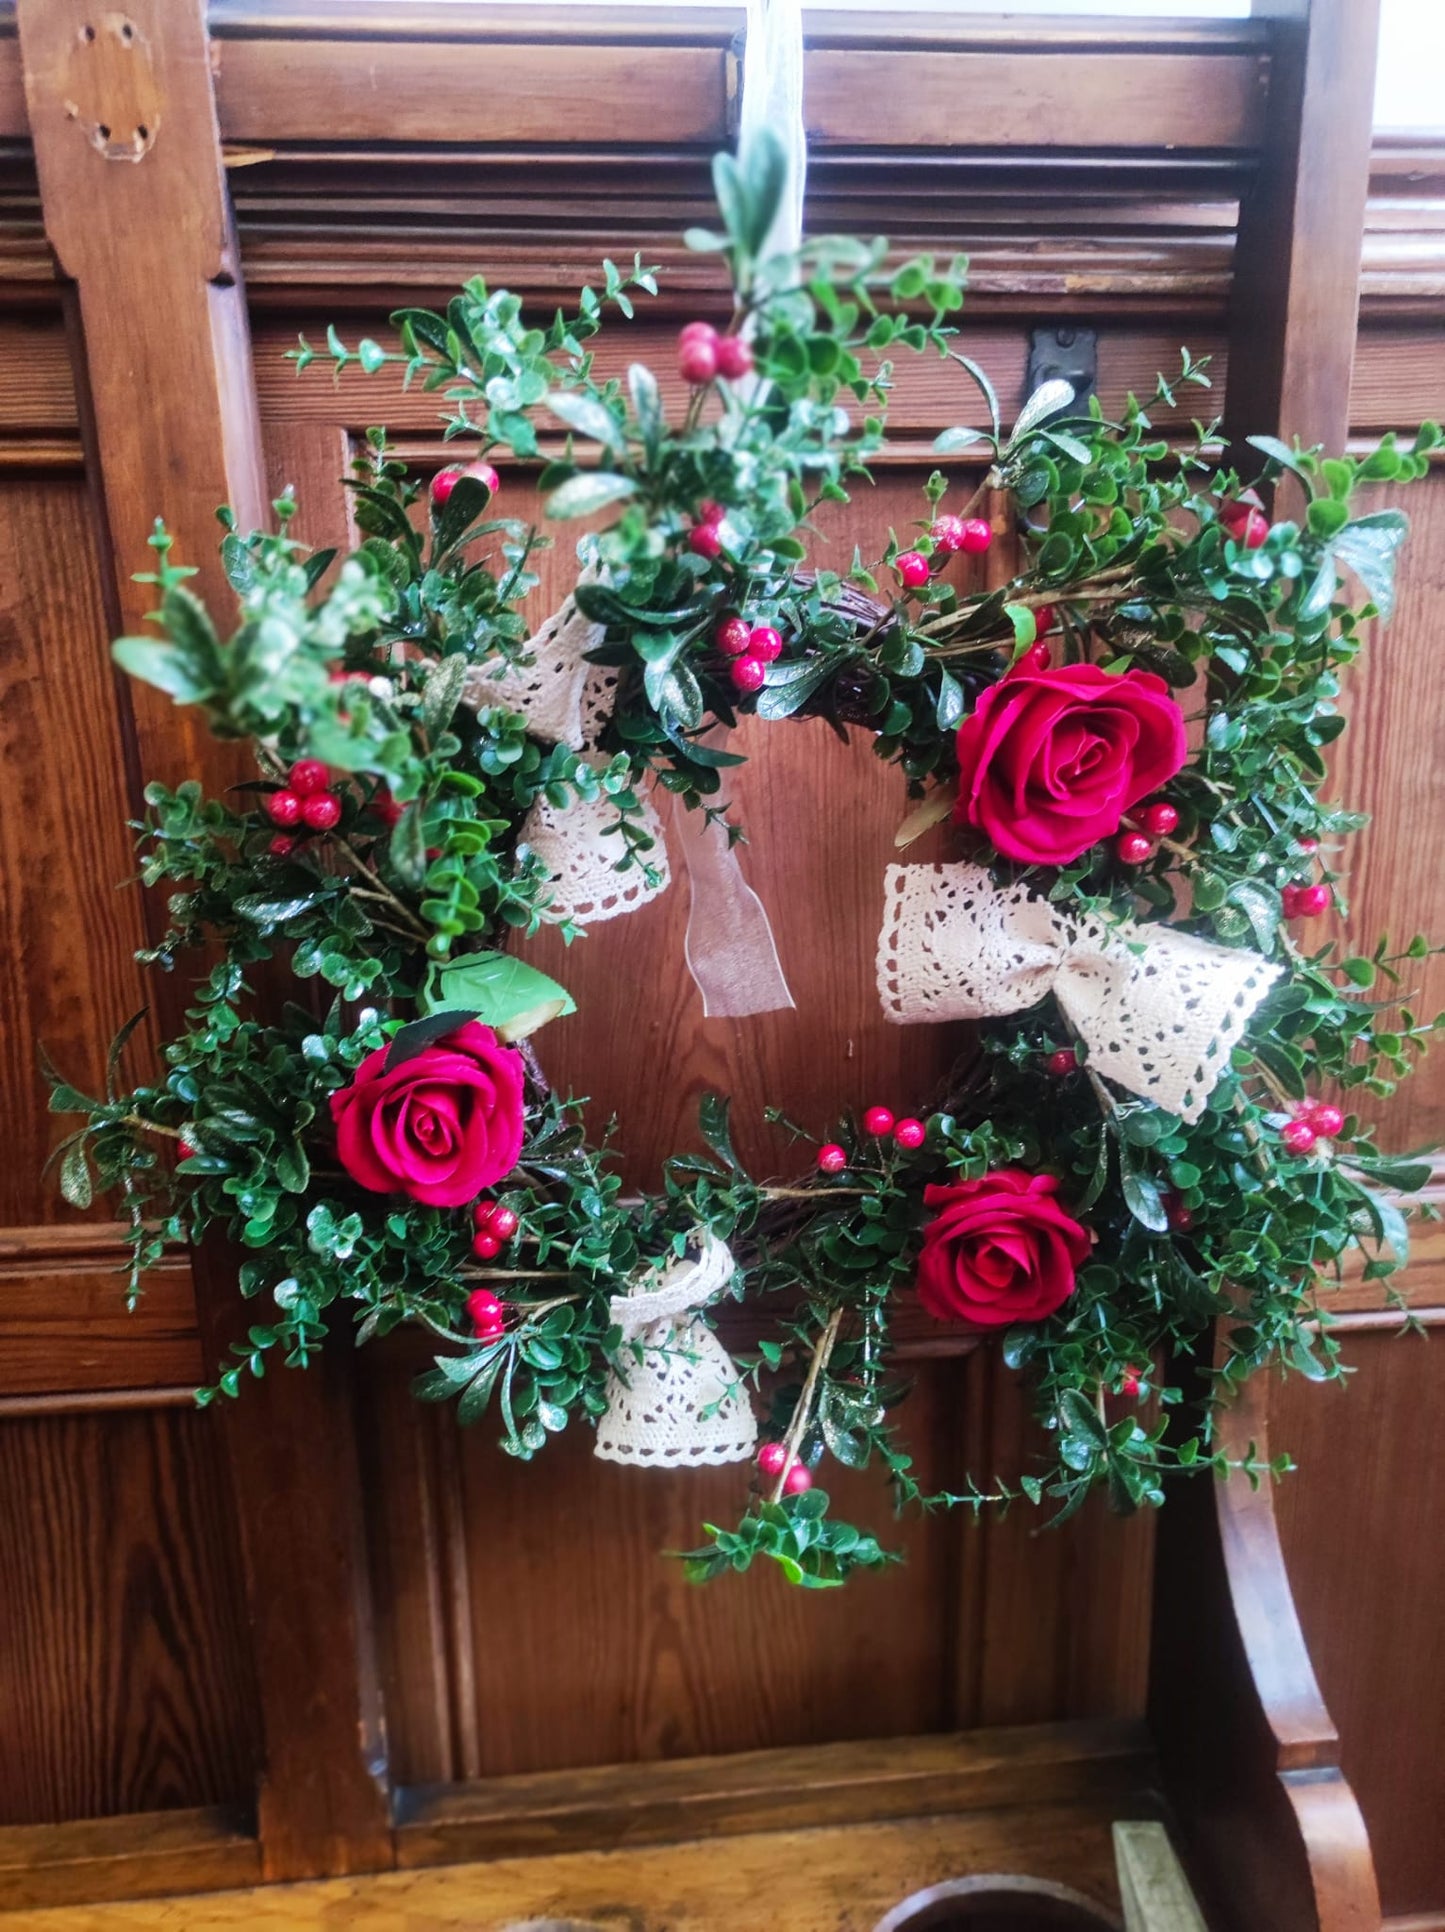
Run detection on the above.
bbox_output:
[594,1232,757,1468]
[877,861,1282,1123]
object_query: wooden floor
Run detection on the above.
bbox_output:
[0,1805,1131,1929]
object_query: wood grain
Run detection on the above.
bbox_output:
[0,1799,1144,1931]
[1275,1334,1445,1920]
[214,39,730,148]
[0,1249,200,1398]
[0,479,158,1228]
[805,50,1266,154]
[0,1809,259,1915]
[0,1408,260,1828]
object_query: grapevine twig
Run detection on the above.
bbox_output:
[769,1304,845,1503]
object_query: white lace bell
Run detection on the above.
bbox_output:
[595,1234,757,1469]
[462,575,618,751]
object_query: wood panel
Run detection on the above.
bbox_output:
[1275,1332,1445,1921]
[0,1243,200,1399]
[0,1407,259,1827]
[1327,474,1445,1153]
[0,478,157,1227]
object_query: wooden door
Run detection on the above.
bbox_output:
[0,5,1439,1927]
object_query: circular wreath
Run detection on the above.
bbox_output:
[50,141,1442,1586]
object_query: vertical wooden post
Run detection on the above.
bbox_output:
[16,0,393,1881]
[1229,0,1382,461]
[1155,7,1384,1929]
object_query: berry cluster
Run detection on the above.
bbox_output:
[715,613,783,692]
[264,759,343,852]
[465,1287,507,1341]
[756,1439,813,1494]
[816,1105,925,1175]
[893,514,993,593]
[1282,879,1332,919]
[1114,800,1180,867]
[430,460,500,509]
[1280,1098,1346,1157]
[471,1196,520,1260]
[676,320,752,387]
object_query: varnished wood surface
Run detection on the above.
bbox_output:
[0,1809,259,1916]
[0,1799,1144,1929]
[0,1409,259,1830]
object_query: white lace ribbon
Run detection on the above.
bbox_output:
[595,1232,757,1468]
[877,862,1282,1123]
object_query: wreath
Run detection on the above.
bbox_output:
[48,136,1442,1586]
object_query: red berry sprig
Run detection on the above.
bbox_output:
[1045,1047,1078,1076]
[894,550,930,590]
[756,1442,787,1477]
[892,1117,926,1151]
[1220,493,1270,549]
[1280,1117,1319,1156]
[816,1143,848,1175]
[862,1105,895,1136]
[1116,830,1156,866]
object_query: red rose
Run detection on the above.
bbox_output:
[330,1020,525,1208]
[954,663,1187,865]
[916,1168,1089,1328]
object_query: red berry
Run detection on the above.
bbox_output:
[862,1105,895,1137]
[679,319,718,344]
[473,1200,497,1227]
[748,625,783,663]
[1296,836,1320,855]
[930,515,965,553]
[1166,1198,1194,1231]
[466,1288,502,1326]
[678,329,719,385]
[697,500,726,528]
[177,1139,197,1163]
[467,460,500,498]
[689,523,723,560]
[268,834,296,858]
[373,789,405,829]
[817,1143,848,1175]
[757,1442,788,1477]
[1281,1119,1318,1156]
[1308,1103,1345,1139]
[265,789,302,827]
[1281,885,1302,918]
[730,656,766,693]
[1015,643,1051,674]
[288,758,330,796]
[715,615,752,657]
[960,518,993,555]
[1292,882,1332,917]
[471,1230,503,1260]
[1120,1367,1142,1398]
[895,550,930,589]
[1140,802,1179,839]
[301,792,341,832]
[487,1205,520,1241]
[1240,508,1270,549]
[473,1312,505,1342]
[1116,831,1156,866]
[1046,1047,1078,1076]
[893,1117,926,1151]
[715,335,753,379]
[1032,604,1056,637]
[430,467,463,507]
[783,1462,813,1495]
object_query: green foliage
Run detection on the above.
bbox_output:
[46,152,1442,1585]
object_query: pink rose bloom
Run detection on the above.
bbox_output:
[329,1020,524,1208]
[954,662,1188,866]
[916,1169,1090,1328]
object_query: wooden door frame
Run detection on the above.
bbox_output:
[0,2,1391,1921]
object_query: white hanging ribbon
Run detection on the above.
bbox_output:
[877,862,1282,1124]
[677,747,795,1016]
[741,0,807,267]
[595,1232,758,1469]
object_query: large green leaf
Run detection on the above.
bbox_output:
[1333,510,1410,622]
[112,636,217,704]
[421,951,575,1040]
[544,471,637,520]
[545,389,625,453]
